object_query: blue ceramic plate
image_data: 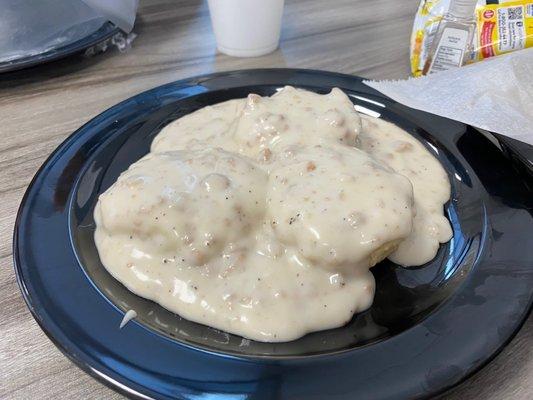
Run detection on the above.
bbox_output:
[14,69,533,399]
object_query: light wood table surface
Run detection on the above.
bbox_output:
[1,1,531,399]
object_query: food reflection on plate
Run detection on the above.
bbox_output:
[94,87,452,342]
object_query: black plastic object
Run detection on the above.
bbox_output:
[0,22,119,73]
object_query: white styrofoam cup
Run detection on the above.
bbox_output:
[207,0,284,57]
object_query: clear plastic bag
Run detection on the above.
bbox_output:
[410,0,533,76]
[0,0,137,64]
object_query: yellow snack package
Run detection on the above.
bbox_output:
[410,0,533,76]
[476,1,533,59]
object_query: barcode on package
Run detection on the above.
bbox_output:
[507,6,523,20]
[498,5,526,51]
[527,3,533,17]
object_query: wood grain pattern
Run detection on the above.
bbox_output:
[0,0,531,399]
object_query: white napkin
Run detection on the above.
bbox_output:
[364,49,533,146]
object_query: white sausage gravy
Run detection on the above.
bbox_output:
[94,87,452,342]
